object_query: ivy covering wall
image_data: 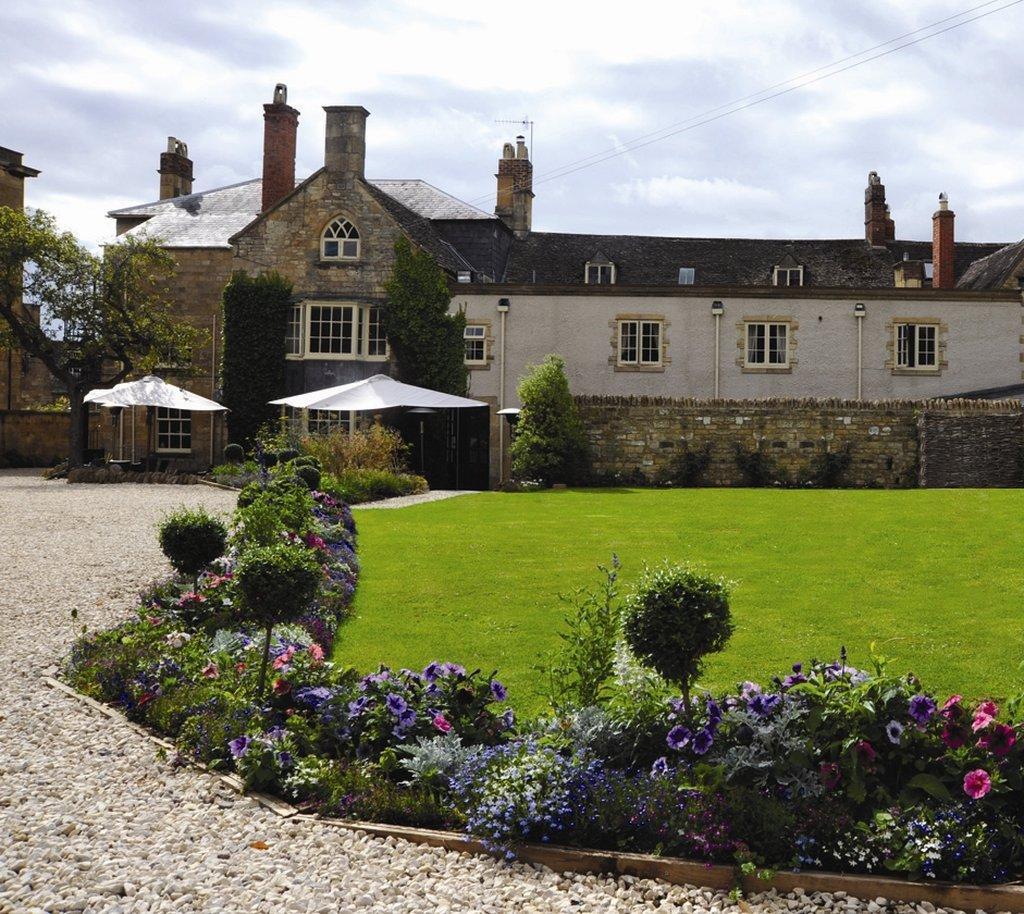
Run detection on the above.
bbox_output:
[221,271,292,447]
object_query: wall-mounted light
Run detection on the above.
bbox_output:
[854,302,866,318]
[497,298,510,313]
[711,300,724,316]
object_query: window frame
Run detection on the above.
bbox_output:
[320,216,361,261]
[894,321,938,371]
[585,262,616,285]
[744,321,790,368]
[463,323,488,365]
[305,409,351,436]
[302,302,388,361]
[678,267,696,285]
[286,303,304,358]
[617,318,663,367]
[772,265,804,287]
[155,407,192,454]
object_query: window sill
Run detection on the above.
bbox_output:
[614,364,665,373]
[156,449,192,455]
[466,362,491,371]
[891,368,942,376]
[741,365,792,374]
[301,354,389,362]
[316,260,363,269]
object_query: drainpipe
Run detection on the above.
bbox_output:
[854,302,866,400]
[210,313,217,465]
[496,297,510,483]
[711,300,724,399]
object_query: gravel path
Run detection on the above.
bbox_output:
[356,489,477,510]
[0,470,949,914]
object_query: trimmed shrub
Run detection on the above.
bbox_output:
[294,464,322,490]
[301,425,411,476]
[235,542,324,696]
[223,443,245,464]
[510,354,590,486]
[734,441,785,487]
[321,469,427,504]
[158,508,228,586]
[623,563,733,722]
[263,450,279,468]
[279,448,300,464]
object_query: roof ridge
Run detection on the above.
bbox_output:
[107,177,261,216]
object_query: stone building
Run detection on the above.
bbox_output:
[104,85,1024,484]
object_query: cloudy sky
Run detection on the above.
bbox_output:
[3,0,1023,249]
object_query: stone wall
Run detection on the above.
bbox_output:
[576,396,1023,488]
[0,410,102,466]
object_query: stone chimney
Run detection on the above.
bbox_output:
[323,106,369,185]
[158,137,193,199]
[932,192,955,290]
[262,83,300,212]
[495,135,533,237]
[864,171,894,246]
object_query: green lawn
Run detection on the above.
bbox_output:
[337,489,1024,714]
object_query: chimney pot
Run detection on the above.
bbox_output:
[496,137,533,237]
[262,83,300,212]
[864,170,892,247]
[932,192,955,289]
[158,136,193,200]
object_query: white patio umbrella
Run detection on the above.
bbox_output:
[84,375,226,462]
[269,374,486,411]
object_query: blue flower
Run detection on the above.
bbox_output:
[692,728,714,755]
[705,698,723,727]
[347,696,369,718]
[277,751,293,768]
[490,680,508,702]
[228,736,251,759]
[265,726,285,741]
[422,661,442,682]
[908,693,937,727]
[666,725,692,750]
[650,756,669,776]
[501,709,515,730]
[886,719,904,745]
[294,686,333,709]
[385,693,408,716]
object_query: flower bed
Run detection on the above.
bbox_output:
[64,480,1024,887]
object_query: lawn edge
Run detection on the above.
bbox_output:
[41,675,1024,911]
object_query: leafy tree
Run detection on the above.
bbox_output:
[509,354,589,485]
[622,563,733,724]
[381,236,467,394]
[221,271,292,447]
[0,207,202,466]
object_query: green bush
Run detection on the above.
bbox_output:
[263,450,279,468]
[510,355,589,486]
[321,469,427,504]
[734,441,785,487]
[279,448,300,464]
[805,442,854,488]
[661,444,713,487]
[294,464,322,490]
[235,542,324,696]
[157,508,228,586]
[223,443,245,464]
[622,563,733,722]
[233,477,315,548]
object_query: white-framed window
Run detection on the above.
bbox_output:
[464,324,487,364]
[586,262,615,284]
[305,303,388,359]
[678,267,696,285]
[306,410,350,436]
[772,265,804,287]
[321,217,360,260]
[286,304,304,357]
[618,319,662,366]
[156,407,191,453]
[895,322,938,369]
[745,321,789,367]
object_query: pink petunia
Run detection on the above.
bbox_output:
[942,724,967,750]
[963,768,991,800]
[819,762,842,789]
[309,643,325,663]
[432,714,452,733]
[201,662,219,679]
[855,740,877,765]
[976,700,999,718]
[978,723,1017,757]
[272,678,292,696]
[972,712,995,733]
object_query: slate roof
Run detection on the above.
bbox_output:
[108,178,496,253]
[955,239,1024,290]
[886,239,1009,286]
[501,233,900,287]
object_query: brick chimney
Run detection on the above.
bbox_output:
[158,137,193,199]
[323,106,369,185]
[495,136,533,238]
[262,83,300,212]
[932,192,955,290]
[864,171,893,246]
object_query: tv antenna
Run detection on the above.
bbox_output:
[494,116,534,161]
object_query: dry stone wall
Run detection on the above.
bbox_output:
[576,396,1023,488]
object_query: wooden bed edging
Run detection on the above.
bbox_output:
[42,676,1024,912]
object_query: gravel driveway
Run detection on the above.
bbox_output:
[0,471,853,913]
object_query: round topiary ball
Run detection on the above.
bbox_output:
[235,541,323,628]
[158,507,228,581]
[278,448,300,464]
[622,563,733,713]
[292,455,321,471]
[262,451,279,468]
[223,443,245,464]
[293,464,322,490]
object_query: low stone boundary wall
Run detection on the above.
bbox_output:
[0,409,101,466]
[576,396,1023,488]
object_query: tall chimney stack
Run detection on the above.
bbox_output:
[158,137,193,200]
[262,83,300,212]
[864,171,891,247]
[495,135,533,238]
[932,192,955,290]
[323,106,369,185]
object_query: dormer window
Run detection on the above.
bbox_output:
[585,253,615,284]
[678,267,695,285]
[321,217,360,260]
[772,265,804,287]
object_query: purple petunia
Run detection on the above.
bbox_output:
[441,662,466,677]
[666,725,692,751]
[651,756,670,776]
[277,751,293,768]
[692,727,715,755]
[886,719,905,745]
[908,694,938,727]
[265,726,285,742]
[490,680,508,702]
[294,686,333,709]
[385,693,408,716]
[705,699,723,727]
[422,661,442,682]
[501,708,515,730]
[228,736,251,759]
[347,696,369,718]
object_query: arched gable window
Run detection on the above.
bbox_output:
[321,217,360,260]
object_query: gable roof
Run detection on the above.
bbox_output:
[502,233,899,287]
[886,239,1008,285]
[956,239,1024,290]
[108,177,497,253]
